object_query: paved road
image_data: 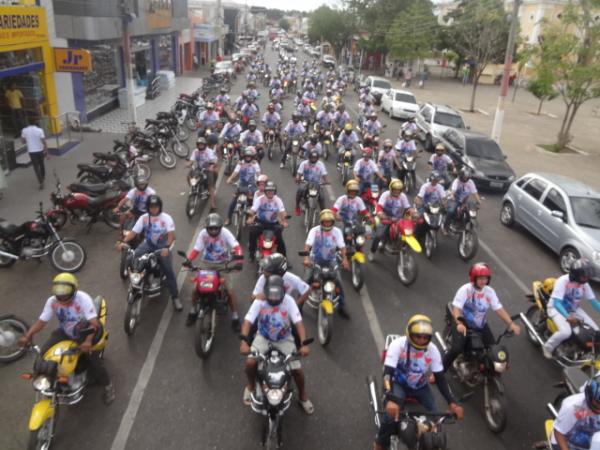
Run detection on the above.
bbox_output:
[0,47,593,450]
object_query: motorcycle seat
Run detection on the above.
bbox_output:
[564,366,589,390]
[69,182,110,195]
[77,164,110,175]
[0,220,19,236]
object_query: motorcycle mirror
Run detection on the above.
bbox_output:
[298,251,309,257]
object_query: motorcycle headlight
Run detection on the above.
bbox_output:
[190,177,199,187]
[404,228,413,236]
[33,375,51,391]
[263,240,273,249]
[356,235,366,246]
[129,272,143,285]
[469,209,478,219]
[372,192,379,199]
[406,156,414,162]
[266,388,284,406]
[493,361,507,373]
[238,194,247,202]
[292,140,299,146]
[430,206,440,214]
[324,281,336,293]
[308,189,318,196]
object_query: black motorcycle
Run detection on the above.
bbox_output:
[231,185,253,240]
[186,166,209,219]
[0,203,87,273]
[145,117,190,159]
[129,128,177,169]
[448,198,479,261]
[339,146,354,186]
[419,201,445,260]
[398,153,417,195]
[77,152,130,185]
[0,314,29,363]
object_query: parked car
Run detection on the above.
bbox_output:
[415,102,467,152]
[380,89,418,120]
[322,55,336,69]
[310,48,320,58]
[363,76,391,105]
[213,61,234,77]
[500,173,600,277]
[440,129,515,191]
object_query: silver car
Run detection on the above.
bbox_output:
[500,172,600,277]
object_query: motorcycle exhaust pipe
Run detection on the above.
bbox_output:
[519,312,546,347]
[434,331,447,352]
[0,249,19,260]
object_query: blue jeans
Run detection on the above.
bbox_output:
[376,382,436,448]
[134,241,178,299]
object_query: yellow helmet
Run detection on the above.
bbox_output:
[346,179,359,194]
[52,273,79,300]
[344,123,353,131]
[542,277,556,296]
[319,209,335,231]
[406,314,433,349]
[389,178,404,192]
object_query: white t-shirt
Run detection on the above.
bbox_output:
[429,154,453,171]
[306,226,345,263]
[549,274,596,313]
[251,195,285,223]
[297,160,327,182]
[126,186,157,213]
[193,228,239,264]
[417,182,445,205]
[132,212,175,247]
[39,291,97,339]
[253,272,310,297]
[353,158,379,181]
[245,295,302,342]
[452,283,502,330]
[21,125,45,153]
[378,191,410,219]
[332,195,367,222]
[552,392,600,448]
[384,336,444,390]
[451,179,478,203]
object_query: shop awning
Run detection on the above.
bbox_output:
[0,62,45,79]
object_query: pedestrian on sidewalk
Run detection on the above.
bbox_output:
[5,82,26,138]
[461,64,470,85]
[419,66,429,89]
[21,119,48,190]
[404,68,413,87]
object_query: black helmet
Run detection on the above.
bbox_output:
[264,274,285,306]
[458,166,471,182]
[308,150,319,162]
[292,113,300,122]
[309,134,318,145]
[264,181,277,194]
[207,133,218,146]
[262,253,287,276]
[134,175,149,190]
[196,137,207,148]
[146,195,162,215]
[569,258,595,283]
[205,213,223,237]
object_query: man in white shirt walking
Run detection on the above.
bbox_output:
[21,120,47,189]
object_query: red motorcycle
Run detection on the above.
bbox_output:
[178,251,243,359]
[47,176,124,231]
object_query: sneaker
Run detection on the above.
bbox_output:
[172,297,183,312]
[295,206,301,216]
[243,386,252,406]
[542,344,554,360]
[186,311,197,327]
[231,318,241,332]
[367,252,375,262]
[103,383,116,405]
[279,163,285,169]
[338,306,350,320]
[299,398,315,415]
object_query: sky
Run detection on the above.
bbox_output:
[246,0,340,13]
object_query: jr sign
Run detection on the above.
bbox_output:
[54,48,92,73]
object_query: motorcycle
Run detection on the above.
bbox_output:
[47,176,124,231]
[178,251,243,359]
[144,118,190,159]
[321,128,333,161]
[128,127,177,170]
[248,339,314,449]
[288,137,302,175]
[186,166,209,219]
[448,198,479,261]
[361,183,380,216]
[399,153,417,195]
[264,127,280,160]
[436,305,520,433]
[379,217,422,286]
[300,180,324,233]
[231,185,253,241]
[0,203,87,273]
[0,314,29,363]
[76,154,129,186]
[520,281,600,367]
[343,219,367,291]
[339,147,354,186]
[222,138,240,176]
[419,202,445,260]
[22,296,108,450]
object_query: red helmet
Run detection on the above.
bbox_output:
[469,262,491,284]
[362,146,373,157]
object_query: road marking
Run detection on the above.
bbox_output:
[110,168,225,450]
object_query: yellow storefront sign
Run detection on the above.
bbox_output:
[0,6,48,44]
[54,48,92,73]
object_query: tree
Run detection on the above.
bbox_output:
[445,0,510,111]
[308,6,357,59]
[278,18,290,31]
[529,0,600,150]
[527,78,559,115]
[386,0,438,62]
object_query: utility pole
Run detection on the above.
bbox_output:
[121,0,137,125]
[491,0,520,142]
[216,0,223,57]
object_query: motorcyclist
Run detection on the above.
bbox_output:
[377,139,400,186]
[373,315,464,450]
[301,134,322,159]
[18,273,115,404]
[534,277,556,305]
[117,195,182,311]
[240,119,264,158]
[255,174,269,200]
[442,263,521,370]
[262,103,281,131]
[353,147,387,194]
[337,122,360,166]
[550,378,600,450]
[294,90,303,107]
[215,88,230,106]
[198,102,220,132]
[302,85,317,102]
[414,171,446,213]
[240,97,259,124]
[233,92,247,111]
[368,179,411,262]
[185,213,243,330]
[280,113,306,169]
[296,99,313,122]
[315,103,334,131]
[333,104,351,131]
[187,137,218,211]
[295,150,329,216]
[395,129,417,157]
[428,143,455,184]
[331,180,372,224]
[401,117,418,136]
[252,253,310,309]
[543,259,600,359]
[303,209,350,318]
[363,112,383,135]
[219,113,243,143]
[114,175,156,229]
[247,181,289,259]
[321,89,335,107]
[445,167,481,231]
[240,275,314,414]
[244,81,259,100]
[225,146,261,226]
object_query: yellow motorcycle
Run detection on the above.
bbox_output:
[22,296,108,450]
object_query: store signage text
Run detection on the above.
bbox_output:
[54,48,92,73]
[0,6,47,42]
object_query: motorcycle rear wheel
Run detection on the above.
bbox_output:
[0,316,29,362]
[103,208,121,229]
[351,259,363,291]
[49,239,87,273]
[124,291,142,336]
[317,302,333,347]
[194,307,217,359]
[267,142,273,160]
[78,174,102,184]
[225,155,234,176]
[458,230,479,261]
[397,248,418,286]
[27,408,57,450]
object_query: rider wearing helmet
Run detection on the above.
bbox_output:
[373,315,464,450]
[363,112,382,135]
[225,146,261,225]
[533,277,557,306]
[543,259,600,359]
[303,209,350,318]
[550,378,600,450]
[377,138,399,185]
[337,122,359,166]
[220,113,242,142]
[240,275,314,414]
[247,182,289,259]
[334,104,351,130]
[332,179,372,224]
[442,263,521,370]
[240,119,264,159]
[395,129,417,157]
[115,175,156,228]
[445,166,480,230]
[401,116,418,135]
[215,87,230,105]
[198,102,220,131]
[116,195,182,310]
[428,143,455,183]
[414,170,446,212]
[252,253,310,308]
[353,147,387,194]
[18,273,116,404]
[262,103,281,131]
[281,113,306,168]
[188,137,219,210]
[302,133,322,159]
[295,150,329,216]
[185,213,243,329]
[255,174,269,199]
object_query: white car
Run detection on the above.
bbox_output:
[381,89,418,120]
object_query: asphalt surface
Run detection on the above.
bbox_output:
[0,47,595,450]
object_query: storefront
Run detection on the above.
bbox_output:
[0,5,59,173]
[194,24,218,66]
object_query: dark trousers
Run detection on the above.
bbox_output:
[10,108,25,136]
[41,328,110,386]
[370,224,390,253]
[248,222,286,256]
[442,323,495,370]
[134,241,179,299]
[29,152,46,184]
[303,262,346,307]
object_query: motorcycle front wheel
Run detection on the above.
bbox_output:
[291,154,298,175]
[458,229,479,261]
[0,240,16,268]
[186,193,200,219]
[49,239,87,273]
[119,250,129,280]
[124,291,142,336]
[131,163,152,180]
[397,248,418,286]
[185,116,197,131]
[351,259,363,291]
[158,150,177,169]
[233,209,244,241]
[194,307,217,359]
[263,416,282,450]
[317,301,333,347]
[485,377,508,433]
[267,142,273,160]
[27,407,57,450]
[171,140,190,159]
[323,143,330,160]
[176,126,190,141]
[424,230,436,259]
[0,316,29,362]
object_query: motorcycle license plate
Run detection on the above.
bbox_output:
[352,251,365,264]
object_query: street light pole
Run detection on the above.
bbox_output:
[121,0,137,125]
[491,0,520,142]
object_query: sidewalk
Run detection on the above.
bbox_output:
[380,73,600,190]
